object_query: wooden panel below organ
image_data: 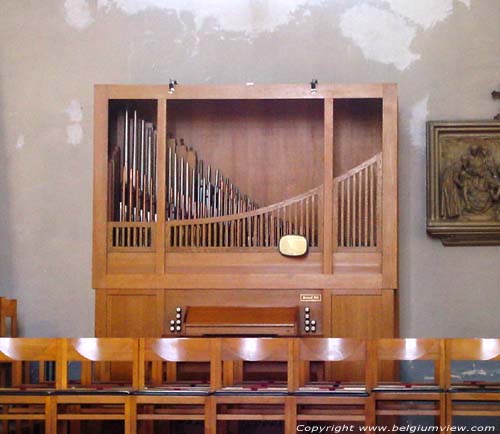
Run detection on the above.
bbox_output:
[164,289,323,337]
[95,289,164,337]
[331,290,395,338]
[330,290,396,381]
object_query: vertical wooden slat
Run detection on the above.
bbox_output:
[253,215,257,247]
[370,164,374,247]
[217,221,221,247]
[236,218,240,247]
[340,180,344,247]
[377,155,383,248]
[298,200,303,236]
[353,173,357,247]
[358,171,362,246]
[332,181,338,251]
[155,99,167,273]
[323,98,334,272]
[261,213,264,247]
[228,220,232,247]
[347,177,351,247]
[263,213,267,247]
[93,85,109,287]
[317,187,323,249]
[282,206,286,236]
[108,225,114,249]
[164,225,170,249]
[364,167,368,247]
[242,217,246,247]
[304,197,311,246]
[382,84,398,288]
[311,194,316,247]
[270,211,275,247]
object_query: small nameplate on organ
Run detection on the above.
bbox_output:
[279,235,308,257]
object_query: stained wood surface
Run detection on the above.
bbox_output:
[167,99,324,207]
[185,306,297,328]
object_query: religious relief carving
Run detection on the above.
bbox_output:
[492,89,500,120]
[440,143,500,221]
[427,121,500,245]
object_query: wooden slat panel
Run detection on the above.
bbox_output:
[93,86,109,288]
[323,98,334,273]
[382,84,398,289]
[156,99,167,273]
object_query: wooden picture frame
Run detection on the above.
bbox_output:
[427,121,500,245]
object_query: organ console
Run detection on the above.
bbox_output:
[93,83,398,380]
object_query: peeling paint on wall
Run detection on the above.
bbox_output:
[458,0,472,8]
[65,100,83,145]
[66,124,83,146]
[16,135,24,150]
[383,0,453,30]
[68,0,320,33]
[64,0,94,30]
[340,4,419,71]
[65,99,83,123]
[340,0,472,71]
[409,95,429,154]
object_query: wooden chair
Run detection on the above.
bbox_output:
[0,337,61,434]
[53,337,139,434]
[293,338,374,430]
[445,338,500,428]
[0,298,18,389]
[372,338,445,428]
[212,337,295,433]
[0,298,18,338]
[134,337,218,434]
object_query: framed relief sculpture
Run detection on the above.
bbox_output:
[427,121,500,245]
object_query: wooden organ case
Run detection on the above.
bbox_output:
[93,83,398,351]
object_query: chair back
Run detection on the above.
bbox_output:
[0,337,62,387]
[219,337,294,390]
[375,338,445,388]
[139,337,219,390]
[296,338,369,388]
[298,338,366,362]
[0,298,17,337]
[61,338,139,389]
[445,338,500,388]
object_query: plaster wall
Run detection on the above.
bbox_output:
[0,0,499,337]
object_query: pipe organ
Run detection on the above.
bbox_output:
[94,84,398,363]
